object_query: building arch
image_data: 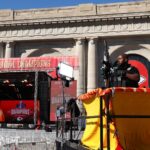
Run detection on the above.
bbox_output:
[110,45,150,87]
[27,48,60,57]
[110,44,150,62]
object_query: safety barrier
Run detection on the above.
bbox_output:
[0,129,56,150]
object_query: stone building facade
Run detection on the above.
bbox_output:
[0,1,150,95]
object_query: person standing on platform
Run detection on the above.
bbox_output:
[112,54,140,87]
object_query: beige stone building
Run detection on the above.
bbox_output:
[0,1,150,96]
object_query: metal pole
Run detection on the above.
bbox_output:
[100,96,103,150]
[70,117,73,141]
[61,80,65,139]
[34,71,38,126]
[106,94,110,150]
[61,80,66,149]
[56,117,59,137]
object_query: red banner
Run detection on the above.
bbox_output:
[50,80,77,121]
[0,100,39,123]
[0,56,78,71]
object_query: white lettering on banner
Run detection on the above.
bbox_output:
[51,96,72,104]
[0,56,78,71]
[11,109,30,115]
[19,60,50,68]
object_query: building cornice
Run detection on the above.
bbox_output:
[0,1,150,27]
[0,1,150,41]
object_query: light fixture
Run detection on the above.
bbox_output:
[9,84,15,87]
[26,83,33,87]
[3,80,10,84]
[21,79,28,83]
[58,62,74,80]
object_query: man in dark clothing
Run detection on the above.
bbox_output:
[113,54,140,87]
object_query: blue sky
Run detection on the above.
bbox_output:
[0,0,140,10]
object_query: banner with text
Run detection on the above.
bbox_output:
[0,56,78,71]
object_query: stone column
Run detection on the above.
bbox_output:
[0,42,4,58]
[75,38,85,96]
[87,37,97,92]
[5,41,14,58]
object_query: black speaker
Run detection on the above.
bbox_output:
[38,72,50,124]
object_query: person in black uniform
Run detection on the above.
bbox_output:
[113,54,140,87]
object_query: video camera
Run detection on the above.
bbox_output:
[101,61,127,87]
[101,60,113,79]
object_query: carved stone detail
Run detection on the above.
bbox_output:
[11,30,18,36]
[46,28,52,34]
[108,24,115,31]
[6,41,15,48]
[0,17,150,39]
[120,23,128,31]
[0,31,7,36]
[88,37,98,45]
[83,26,90,33]
[94,24,102,31]
[69,27,77,33]
[35,29,41,35]
[134,22,142,30]
[22,29,29,36]
[57,27,65,34]
[76,38,85,45]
